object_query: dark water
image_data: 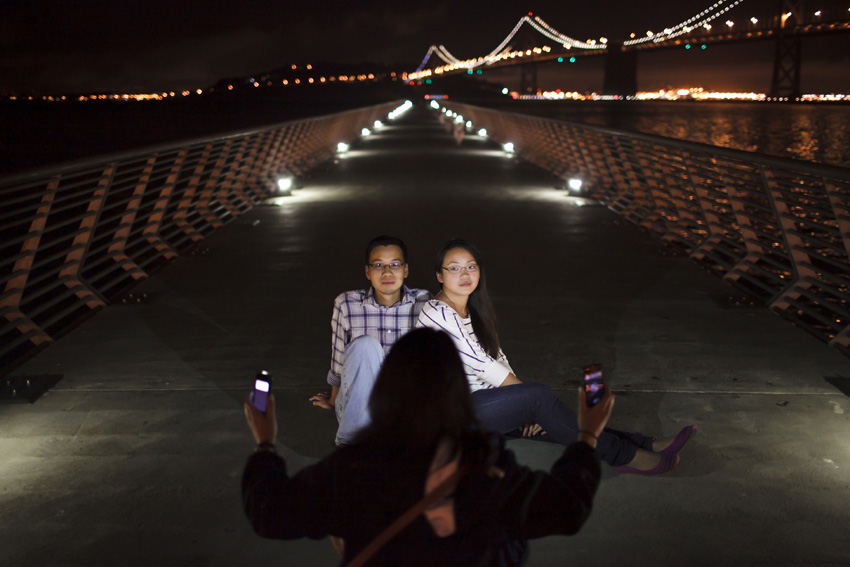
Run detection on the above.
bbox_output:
[498,100,850,169]
[0,83,409,177]
[2,95,849,177]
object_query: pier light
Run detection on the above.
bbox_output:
[502,88,509,95]
[373,120,383,129]
[503,142,515,154]
[478,128,487,137]
[430,100,440,109]
[454,115,464,123]
[361,128,372,137]
[465,121,472,129]
[567,178,583,194]
[337,142,349,154]
[276,176,294,196]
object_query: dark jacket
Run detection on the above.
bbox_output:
[242,433,601,566]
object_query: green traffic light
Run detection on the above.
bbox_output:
[557,57,564,62]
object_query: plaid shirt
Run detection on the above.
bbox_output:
[326,285,432,386]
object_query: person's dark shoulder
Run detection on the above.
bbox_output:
[459,430,508,470]
[334,437,432,474]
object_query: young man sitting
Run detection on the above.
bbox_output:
[310,235,431,445]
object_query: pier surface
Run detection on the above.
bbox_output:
[3,104,849,567]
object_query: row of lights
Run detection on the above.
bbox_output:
[429,100,586,195]
[248,73,382,89]
[274,101,415,196]
[5,67,397,102]
[512,86,850,102]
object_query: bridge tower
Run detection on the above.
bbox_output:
[770,0,804,98]
[520,63,538,95]
[602,42,637,97]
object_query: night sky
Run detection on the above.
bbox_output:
[2,0,849,94]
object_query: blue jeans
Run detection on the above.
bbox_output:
[471,383,654,467]
[335,336,385,445]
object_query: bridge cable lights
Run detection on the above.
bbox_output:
[409,13,602,79]
[623,0,746,46]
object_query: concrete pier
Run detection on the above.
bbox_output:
[2,104,849,567]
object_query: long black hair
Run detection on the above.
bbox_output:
[359,328,480,448]
[434,239,501,359]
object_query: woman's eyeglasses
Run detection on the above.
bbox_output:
[441,264,479,274]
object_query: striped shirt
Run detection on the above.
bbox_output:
[327,286,432,387]
[417,299,514,392]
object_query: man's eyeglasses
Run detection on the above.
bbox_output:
[368,262,406,271]
[441,264,479,274]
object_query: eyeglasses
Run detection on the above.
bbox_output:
[368,262,406,271]
[441,264,479,274]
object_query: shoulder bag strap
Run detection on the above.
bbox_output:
[347,464,468,567]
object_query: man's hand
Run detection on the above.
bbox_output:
[244,394,277,445]
[521,422,546,437]
[309,392,333,410]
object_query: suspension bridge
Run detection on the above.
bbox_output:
[407,0,850,97]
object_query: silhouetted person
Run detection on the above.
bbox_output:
[243,328,611,566]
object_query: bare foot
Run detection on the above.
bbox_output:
[651,425,696,454]
[625,448,661,471]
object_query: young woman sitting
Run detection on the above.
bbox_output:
[417,238,695,475]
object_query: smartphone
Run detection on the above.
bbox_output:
[583,363,605,407]
[250,370,272,413]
